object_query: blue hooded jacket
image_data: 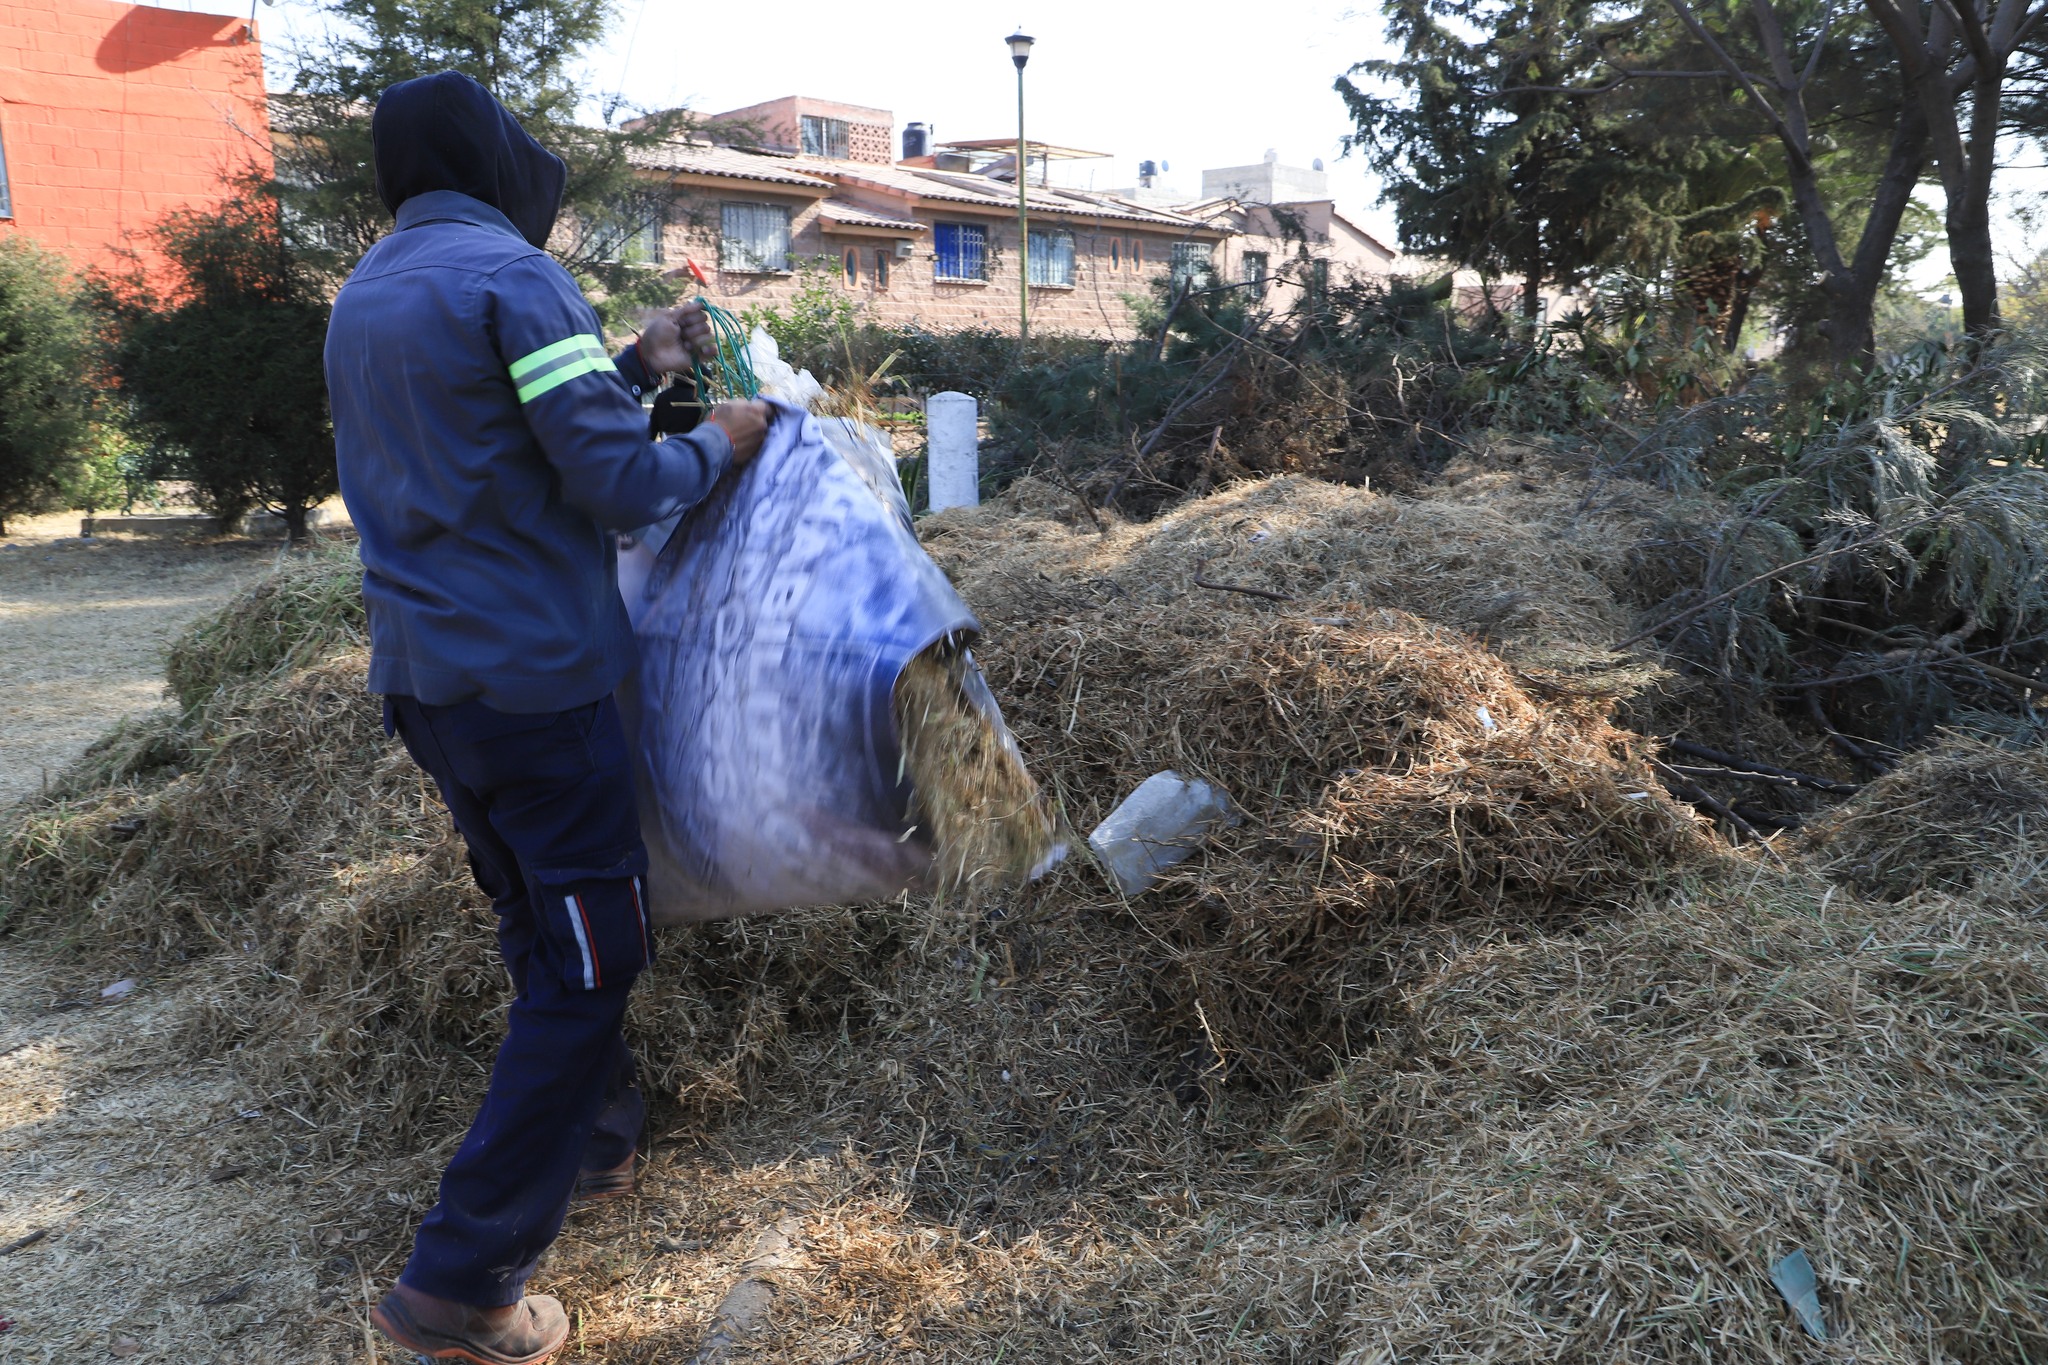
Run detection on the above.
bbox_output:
[326,72,732,712]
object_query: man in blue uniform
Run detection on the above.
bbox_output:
[324,71,770,1364]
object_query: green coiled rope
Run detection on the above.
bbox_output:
[690,296,761,403]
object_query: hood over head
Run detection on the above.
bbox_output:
[372,72,567,250]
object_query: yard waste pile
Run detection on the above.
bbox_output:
[5,469,2047,1360]
[1796,730,2048,902]
[616,400,1055,920]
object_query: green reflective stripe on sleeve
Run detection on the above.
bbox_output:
[515,353,616,403]
[508,333,605,382]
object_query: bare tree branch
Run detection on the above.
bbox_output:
[1798,0,1839,87]
[1498,68,1727,95]
[1664,0,1803,167]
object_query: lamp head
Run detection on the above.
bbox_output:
[1007,31,1034,69]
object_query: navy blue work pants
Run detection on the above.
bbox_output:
[383,693,653,1307]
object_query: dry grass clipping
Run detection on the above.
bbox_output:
[1797,731,2048,900]
[7,471,2047,1362]
[893,640,1060,900]
[920,471,1676,666]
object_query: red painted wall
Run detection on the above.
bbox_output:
[0,0,270,277]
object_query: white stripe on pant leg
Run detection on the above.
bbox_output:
[564,895,596,990]
[632,877,649,959]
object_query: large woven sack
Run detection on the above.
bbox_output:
[616,402,990,922]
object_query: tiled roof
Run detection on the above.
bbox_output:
[829,164,1214,230]
[630,142,835,188]
[816,200,927,232]
[630,141,1223,231]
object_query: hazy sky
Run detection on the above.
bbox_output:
[185,0,1406,244]
[157,0,2040,289]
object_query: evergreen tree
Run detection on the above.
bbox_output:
[1346,0,1934,368]
[1641,0,1932,365]
[274,0,689,320]
[101,194,337,542]
[1338,0,1684,318]
[0,237,94,536]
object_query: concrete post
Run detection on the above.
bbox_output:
[925,391,980,511]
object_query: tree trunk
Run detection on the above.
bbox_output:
[1949,72,2005,336]
[1910,71,2002,336]
[1830,100,1929,367]
[1522,216,1543,320]
[1521,191,1544,321]
[1769,129,1875,368]
[283,504,311,545]
[1724,274,1757,353]
[1861,0,2015,339]
[1662,0,1925,371]
[1947,188,2001,335]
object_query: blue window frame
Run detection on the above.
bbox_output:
[934,222,987,281]
[0,120,12,219]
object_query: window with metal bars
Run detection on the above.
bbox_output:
[1241,251,1269,296]
[801,115,850,159]
[1170,241,1213,287]
[720,202,791,272]
[596,201,663,266]
[1027,229,1074,286]
[933,222,987,281]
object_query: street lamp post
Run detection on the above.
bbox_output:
[1007,30,1034,345]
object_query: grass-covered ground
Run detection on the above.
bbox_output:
[2,468,2044,1362]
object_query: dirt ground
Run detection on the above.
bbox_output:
[0,513,275,807]
[0,937,943,1363]
[0,513,916,1363]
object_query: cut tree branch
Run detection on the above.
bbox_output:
[1614,513,1943,650]
[1192,564,1298,603]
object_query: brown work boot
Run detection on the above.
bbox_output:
[571,1149,636,1203]
[369,1281,569,1364]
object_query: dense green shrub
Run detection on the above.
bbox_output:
[100,194,336,541]
[0,236,95,535]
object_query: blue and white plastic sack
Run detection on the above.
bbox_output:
[616,401,1020,923]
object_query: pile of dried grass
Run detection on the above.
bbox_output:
[922,471,1673,668]
[1797,731,2048,900]
[975,601,1709,1088]
[10,469,2046,1361]
[2,473,1704,1135]
[1264,875,2048,1360]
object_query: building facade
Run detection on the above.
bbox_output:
[628,139,1227,336]
[0,0,270,276]
[1179,152,1401,304]
[615,103,1396,339]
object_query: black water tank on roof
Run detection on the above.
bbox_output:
[903,122,930,159]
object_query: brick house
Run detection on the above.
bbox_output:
[1180,154,1399,304]
[0,0,271,276]
[616,96,1393,339]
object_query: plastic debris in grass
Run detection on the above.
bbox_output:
[1771,1249,1828,1339]
[1087,771,1237,896]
